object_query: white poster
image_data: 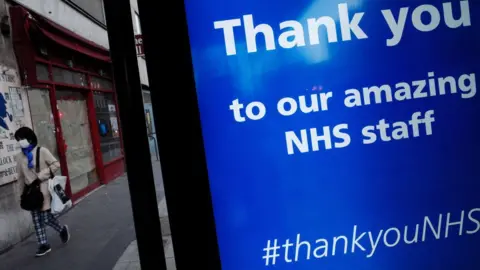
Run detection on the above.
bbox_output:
[110,116,119,138]
[0,67,32,186]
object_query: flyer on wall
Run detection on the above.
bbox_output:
[183,0,480,269]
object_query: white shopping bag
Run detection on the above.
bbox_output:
[48,176,73,215]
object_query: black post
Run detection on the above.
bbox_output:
[137,0,222,269]
[103,0,166,269]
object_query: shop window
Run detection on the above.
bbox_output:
[56,90,99,193]
[94,92,122,163]
[52,67,87,87]
[26,88,62,175]
[91,76,113,90]
[36,63,50,81]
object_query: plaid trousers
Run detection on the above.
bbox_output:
[31,210,63,245]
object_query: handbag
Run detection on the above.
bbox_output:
[20,147,45,211]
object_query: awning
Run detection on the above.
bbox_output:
[10,5,111,63]
[34,10,109,53]
[36,26,111,62]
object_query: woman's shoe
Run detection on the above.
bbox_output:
[60,225,70,244]
[35,244,51,257]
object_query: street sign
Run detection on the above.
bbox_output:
[181,0,480,269]
[135,34,144,56]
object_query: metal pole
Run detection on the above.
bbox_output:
[103,0,166,269]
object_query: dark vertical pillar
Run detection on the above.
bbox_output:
[103,0,166,269]
[136,0,222,269]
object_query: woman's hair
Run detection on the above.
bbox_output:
[14,127,38,147]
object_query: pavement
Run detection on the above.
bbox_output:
[113,198,176,270]
[0,160,166,270]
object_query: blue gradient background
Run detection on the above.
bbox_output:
[183,0,480,269]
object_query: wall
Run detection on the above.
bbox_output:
[0,73,32,186]
[138,57,149,86]
[0,4,16,69]
[0,178,32,253]
[0,0,34,253]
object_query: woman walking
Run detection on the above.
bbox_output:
[15,127,70,257]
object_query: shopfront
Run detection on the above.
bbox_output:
[9,5,125,201]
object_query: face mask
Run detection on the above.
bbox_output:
[18,139,30,149]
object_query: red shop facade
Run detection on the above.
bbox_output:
[10,5,125,201]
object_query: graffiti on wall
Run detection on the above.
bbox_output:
[0,67,32,186]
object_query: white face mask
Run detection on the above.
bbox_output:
[18,139,30,149]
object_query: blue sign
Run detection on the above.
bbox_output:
[184,0,480,269]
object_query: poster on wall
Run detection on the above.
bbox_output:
[110,116,119,138]
[183,0,480,269]
[0,67,32,186]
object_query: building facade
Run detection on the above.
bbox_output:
[0,0,150,253]
[129,0,158,159]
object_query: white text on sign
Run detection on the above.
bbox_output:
[214,1,471,56]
